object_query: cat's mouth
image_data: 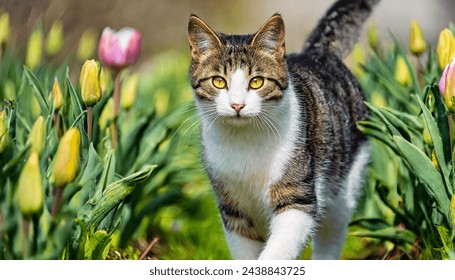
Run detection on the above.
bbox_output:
[221,115,254,127]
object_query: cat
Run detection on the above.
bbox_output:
[187,0,378,260]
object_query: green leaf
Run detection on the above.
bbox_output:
[23,66,49,114]
[415,93,452,197]
[393,135,450,220]
[77,164,156,229]
[350,227,417,244]
[84,230,112,260]
[432,85,452,171]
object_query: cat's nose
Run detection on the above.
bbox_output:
[231,103,245,113]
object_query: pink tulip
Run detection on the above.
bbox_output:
[98,27,141,70]
[439,57,455,113]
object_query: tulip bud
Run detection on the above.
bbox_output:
[409,20,426,56]
[99,98,114,131]
[45,20,63,56]
[100,67,112,95]
[367,21,378,49]
[395,56,411,86]
[437,28,455,69]
[121,73,139,110]
[98,27,141,70]
[439,58,455,113]
[0,110,8,154]
[80,59,101,106]
[4,80,15,100]
[77,28,97,61]
[352,44,365,77]
[155,88,169,117]
[51,77,64,110]
[26,26,43,70]
[422,119,433,147]
[371,91,386,108]
[431,150,439,171]
[51,128,81,187]
[0,12,10,46]
[17,152,44,216]
[27,116,46,156]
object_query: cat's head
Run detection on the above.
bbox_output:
[187,14,289,127]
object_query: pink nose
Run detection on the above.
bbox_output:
[231,103,245,113]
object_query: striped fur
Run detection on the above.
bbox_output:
[187,0,378,259]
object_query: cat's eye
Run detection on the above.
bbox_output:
[212,76,227,89]
[249,77,264,89]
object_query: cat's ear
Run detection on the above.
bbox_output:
[251,14,286,59]
[188,14,222,60]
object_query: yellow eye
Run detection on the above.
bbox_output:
[249,77,264,89]
[212,76,227,89]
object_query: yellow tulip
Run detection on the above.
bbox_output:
[0,110,8,154]
[371,91,386,108]
[154,88,169,117]
[80,59,101,106]
[17,152,43,216]
[121,73,139,110]
[26,26,43,70]
[352,44,365,77]
[409,20,426,56]
[99,99,114,131]
[395,56,412,86]
[0,12,10,46]
[431,149,439,171]
[27,116,46,156]
[367,21,378,49]
[45,20,63,56]
[437,28,455,69]
[51,128,81,187]
[51,77,64,110]
[100,67,112,96]
[77,28,97,61]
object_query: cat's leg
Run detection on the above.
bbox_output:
[312,143,370,260]
[225,230,264,260]
[258,209,315,260]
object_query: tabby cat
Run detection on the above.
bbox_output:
[187,0,378,260]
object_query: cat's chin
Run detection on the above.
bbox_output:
[220,116,253,127]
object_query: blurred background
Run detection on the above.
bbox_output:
[1,0,454,66]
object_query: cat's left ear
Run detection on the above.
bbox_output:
[188,14,222,60]
[251,13,286,59]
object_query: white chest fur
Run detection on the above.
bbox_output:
[198,84,301,233]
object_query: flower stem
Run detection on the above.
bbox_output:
[111,70,121,149]
[51,187,63,218]
[87,106,93,141]
[53,111,60,137]
[22,217,30,259]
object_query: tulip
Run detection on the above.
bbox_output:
[26,26,43,70]
[394,56,411,86]
[121,73,139,110]
[98,27,141,70]
[17,152,43,216]
[80,59,101,106]
[4,80,15,100]
[409,20,426,56]
[154,88,169,117]
[45,20,63,56]
[371,91,386,108]
[431,149,439,171]
[100,67,113,95]
[437,28,455,69]
[367,21,378,49]
[439,58,455,113]
[352,44,365,77]
[0,12,10,46]
[99,98,114,131]
[77,28,97,61]
[51,127,81,188]
[51,77,63,110]
[0,110,8,154]
[27,116,46,156]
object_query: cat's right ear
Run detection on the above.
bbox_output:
[187,14,222,60]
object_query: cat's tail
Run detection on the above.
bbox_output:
[302,0,380,58]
